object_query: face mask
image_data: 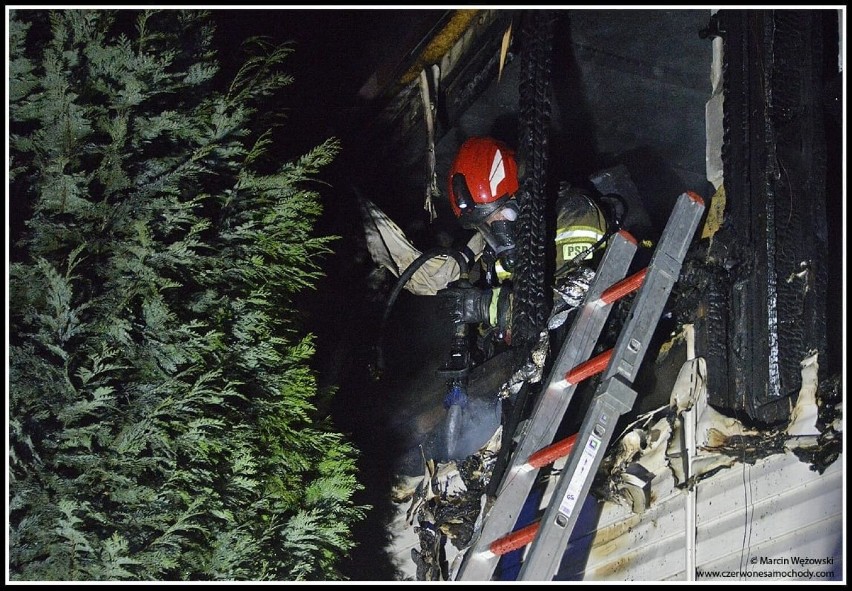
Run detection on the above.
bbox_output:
[476,201,518,272]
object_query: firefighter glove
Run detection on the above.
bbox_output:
[439,280,493,325]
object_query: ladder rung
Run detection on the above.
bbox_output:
[527,433,578,469]
[600,268,647,304]
[565,349,613,385]
[489,521,540,557]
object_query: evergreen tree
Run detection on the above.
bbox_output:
[8,9,366,581]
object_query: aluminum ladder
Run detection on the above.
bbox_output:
[455,191,705,581]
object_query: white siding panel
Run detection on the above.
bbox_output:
[571,450,843,582]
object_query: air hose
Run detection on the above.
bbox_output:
[374,246,470,378]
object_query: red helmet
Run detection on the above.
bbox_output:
[448,137,519,228]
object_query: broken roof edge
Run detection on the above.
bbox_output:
[356,9,484,104]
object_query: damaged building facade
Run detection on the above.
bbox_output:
[332,8,843,582]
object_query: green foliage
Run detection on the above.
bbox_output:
[8,8,366,581]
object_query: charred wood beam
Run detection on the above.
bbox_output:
[697,9,831,426]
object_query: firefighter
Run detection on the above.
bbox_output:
[439,136,619,356]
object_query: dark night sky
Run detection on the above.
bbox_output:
[212,8,446,162]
